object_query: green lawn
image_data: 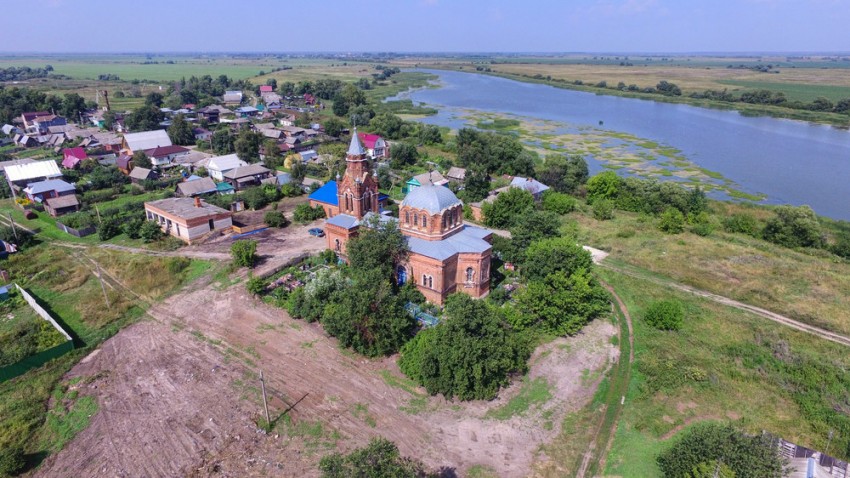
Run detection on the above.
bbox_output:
[600,268,850,476]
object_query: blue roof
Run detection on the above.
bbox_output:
[308,180,338,206]
[406,225,492,261]
[25,179,75,196]
[186,175,202,181]
[216,182,235,192]
[378,193,389,202]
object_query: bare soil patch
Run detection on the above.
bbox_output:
[34,277,616,477]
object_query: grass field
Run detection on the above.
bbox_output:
[599,268,850,476]
[572,201,850,337]
[0,55,290,81]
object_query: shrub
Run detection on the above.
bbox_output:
[97,217,122,241]
[0,227,34,249]
[512,269,610,335]
[293,203,326,223]
[658,207,685,234]
[482,187,535,229]
[644,300,684,331]
[0,445,25,476]
[541,190,576,214]
[592,199,615,220]
[246,275,267,295]
[522,237,593,282]
[657,423,786,478]
[690,212,717,237]
[122,218,144,239]
[231,239,258,268]
[319,437,430,478]
[762,205,825,249]
[723,212,758,235]
[139,221,163,243]
[263,211,288,228]
[279,182,303,197]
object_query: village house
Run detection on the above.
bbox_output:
[116,154,133,174]
[406,171,449,192]
[223,90,243,105]
[193,127,212,142]
[222,164,272,191]
[142,145,190,168]
[446,166,467,185]
[468,176,552,221]
[122,130,172,155]
[316,133,493,305]
[235,106,260,118]
[357,132,389,159]
[129,167,158,184]
[23,179,80,217]
[207,154,248,181]
[144,197,233,244]
[5,160,62,190]
[61,147,87,169]
[175,176,218,198]
[279,113,296,127]
[0,158,35,178]
[27,114,67,135]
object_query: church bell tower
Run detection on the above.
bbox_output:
[336,129,379,219]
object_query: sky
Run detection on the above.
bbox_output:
[1,0,849,53]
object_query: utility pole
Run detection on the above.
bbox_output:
[259,370,271,428]
[95,204,102,224]
[96,262,111,309]
[7,213,18,242]
[825,429,834,457]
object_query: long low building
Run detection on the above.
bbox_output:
[144,197,232,244]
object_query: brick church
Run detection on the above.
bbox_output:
[310,132,494,305]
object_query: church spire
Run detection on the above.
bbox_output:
[347,128,365,157]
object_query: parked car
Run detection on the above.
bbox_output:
[308,227,325,237]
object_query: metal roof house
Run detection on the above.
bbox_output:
[6,160,62,188]
[207,154,248,181]
[122,130,172,154]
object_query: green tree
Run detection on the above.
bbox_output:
[234,128,263,163]
[132,150,151,169]
[369,113,406,139]
[586,171,622,203]
[659,207,685,234]
[139,220,163,242]
[231,239,258,268]
[541,190,577,214]
[322,117,345,138]
[512,269,610,335]
[264,210,288,228]
[592,199,615,220]
[762,205,825,248]
[522,237,593,282]
[144,92,164,107]
[61,93,87,120]
[644,300,685,331]
[319,437,431,478]
[167,113,194,146]
[657,423,787,478]
[482,187,535,229]
[723,213,759,236]
[399,294,530,400]
[211,128,234,155]
[346,216,408,280]
[510,210,562,263]
[389,142,418,169]
[461,166,491,203]
[290,161,307,184]
[125,105,164,132]
[321,270,415,357]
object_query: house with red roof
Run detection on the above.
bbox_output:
[259,85,273,93]
[357,132,389,159]
[62,147,87,169]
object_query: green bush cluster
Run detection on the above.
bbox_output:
[293,204,326,223]
[643,300,685,331]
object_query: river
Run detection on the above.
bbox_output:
[389,69,850,221]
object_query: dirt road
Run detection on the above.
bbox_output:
[35,277,617,477]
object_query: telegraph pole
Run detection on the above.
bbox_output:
[96,263,111,309]
[7,214,18,242]
[259,370,271,428]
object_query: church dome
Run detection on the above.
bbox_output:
[401,184,461,213]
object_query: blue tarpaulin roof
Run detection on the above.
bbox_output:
[308,180,338,206]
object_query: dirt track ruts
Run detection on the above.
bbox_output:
[599,262,850,348]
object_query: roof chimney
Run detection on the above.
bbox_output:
[194,197,202,208]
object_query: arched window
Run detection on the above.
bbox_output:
[422,274,427,286]
[466,267,474,283]
[405,210,410,224]
[413,214,418,226]
[428,276,433,288]
[422,215,427,228]
[442,213,448,230]
[455,207,461,225]
[334,239,341,251]
[397,265,407,285]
